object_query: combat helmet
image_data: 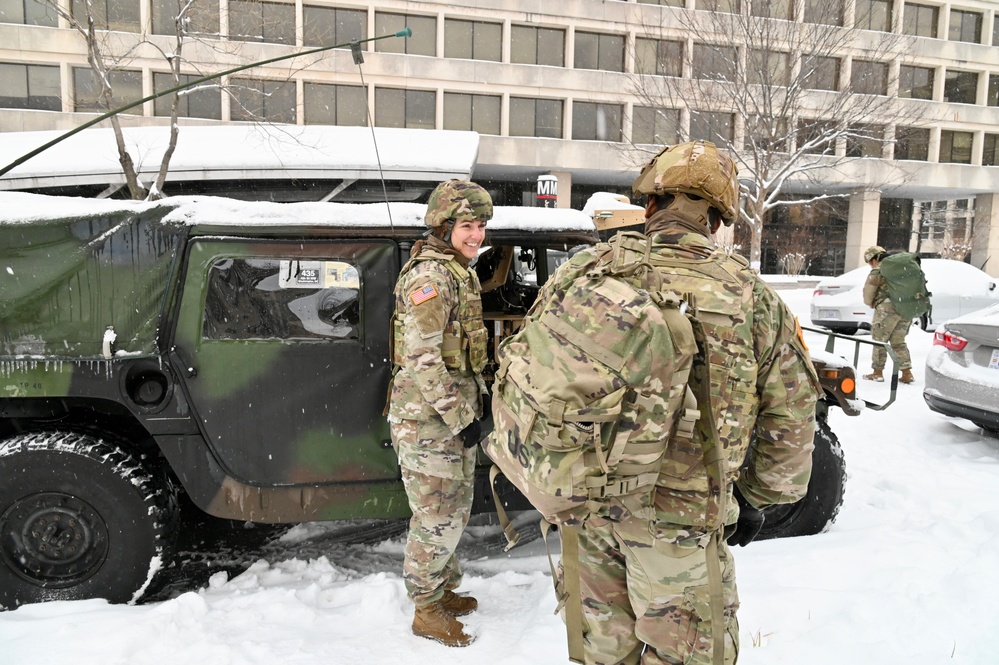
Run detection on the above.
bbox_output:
[864,245,887,263]
[425,179,493,238]
[632,140,740,225]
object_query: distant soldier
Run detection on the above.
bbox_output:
[545,141,821,664]
[862,246,916,384]
[388,179,492,647]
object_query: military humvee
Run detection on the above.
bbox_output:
[0,192,865,609]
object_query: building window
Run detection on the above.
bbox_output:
[304,83,366,126]
[845,124,884,157]
[803,0,843,26]
[229,1,294,45]
[632,106,681,146]
[984,134,999,167]
[802,55,840,91]
[510,97,563,138]
[744,115,789,152]
[572,101,622,142]
[443,92,500,135]
[1,0,57,25]
[634,38,682,77]
[510,25,564,67]
[855,0,891,32]
[750,0,792,20]
[898,65,934,100]
[748,49,789,87]
[302,6,366,48]
[0,62,59,110]
[949,9,982,44]
[152,0,218,35]
[690,111,734,145]
[230,77,296,123]
[894,126,929,160]
[943,70,978,105]
[374,88,435,129]
[939,130,973,164]
[691,43,737,82]
[696,0,740,13]
[851,60,888,95]
[71,0,140,32]
[902,3,938,38]
[574,31,624,72]
[797,119,837,155]
[989,74,999,107]
[444,19,501,62]
[994,15,999,46]
[636,0,683,6]
[153,73,221,119]
[73,67,142,112]
[375,13,436,56]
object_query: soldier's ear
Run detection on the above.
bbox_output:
[644,197,658,219]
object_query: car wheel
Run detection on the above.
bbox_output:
[838,326,859,336]
[756,417,845,541]
[0,431,178,610]
[916,313,929,331]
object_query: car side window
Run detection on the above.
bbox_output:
[202,258,360,341]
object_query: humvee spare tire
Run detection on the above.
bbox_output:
[0,431,177,609]
[756,416,846,541]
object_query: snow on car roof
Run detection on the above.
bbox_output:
[0,191,596,233]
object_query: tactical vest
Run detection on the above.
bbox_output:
[392,248,488,376]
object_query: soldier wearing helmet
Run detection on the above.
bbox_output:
[388,179,492,647]
[561,142,820,664]
[861,245,916,384]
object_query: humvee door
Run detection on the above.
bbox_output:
[171,239,398,486]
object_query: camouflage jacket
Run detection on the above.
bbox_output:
[863,269,891,310]
[640,212,820,528]
[388,239,486,435]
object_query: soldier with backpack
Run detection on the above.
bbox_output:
[861,246,929,384]
[487,141,820,664]
[388,179,492,647]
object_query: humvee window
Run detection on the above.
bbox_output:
[203,258,360,341]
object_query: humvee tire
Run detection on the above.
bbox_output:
[0,431,177,609]
[756,417,845,540]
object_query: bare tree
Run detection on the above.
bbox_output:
[627,0,933,267]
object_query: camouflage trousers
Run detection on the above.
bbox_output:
[574,518,739,665]
[390,417,476,607]
[871,301,912,371]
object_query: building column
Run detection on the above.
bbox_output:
[972,193,999,278]
[845,188,882,271]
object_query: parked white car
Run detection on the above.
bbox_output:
[924,302,999,435]
[810,258,999,335]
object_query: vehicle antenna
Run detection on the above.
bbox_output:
[350,39,394,231]
[0,28,413,179]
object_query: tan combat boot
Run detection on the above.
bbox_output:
[899,368,915,384]
[862,369,884,382]
[440,590,478,617]
[412,600,474,647]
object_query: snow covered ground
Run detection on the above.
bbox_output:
[3,287,998,664]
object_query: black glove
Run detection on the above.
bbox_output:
[480,393,492,418]
[459,420,482,449]
[726,486,765,547]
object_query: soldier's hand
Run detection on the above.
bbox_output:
[726,486,765,547]
[459,420,482,449]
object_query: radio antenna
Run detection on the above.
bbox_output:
[350,41,394,231]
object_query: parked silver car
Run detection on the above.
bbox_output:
[810,259,999,335]
[924,303,999,435]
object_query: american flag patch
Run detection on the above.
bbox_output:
[409,284,439,305]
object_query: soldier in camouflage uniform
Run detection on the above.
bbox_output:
[388,179,492,647]
[861,246,916,384]
[547,142,821,664]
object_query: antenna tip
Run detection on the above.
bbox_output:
[396,27,412,38]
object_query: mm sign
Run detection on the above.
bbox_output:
[536,175,558,208]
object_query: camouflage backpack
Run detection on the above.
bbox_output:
[877,252,932,320]
[483,232,704,527]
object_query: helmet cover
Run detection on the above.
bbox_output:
[632,141,739,225]
[425,179,493,229]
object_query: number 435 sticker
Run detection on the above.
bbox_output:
[989,348,999,370]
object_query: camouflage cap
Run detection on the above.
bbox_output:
[632,141,739,225]
[864,245,887,263]
[425,179,493,229]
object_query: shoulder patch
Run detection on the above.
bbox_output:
[409,284,439,305]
